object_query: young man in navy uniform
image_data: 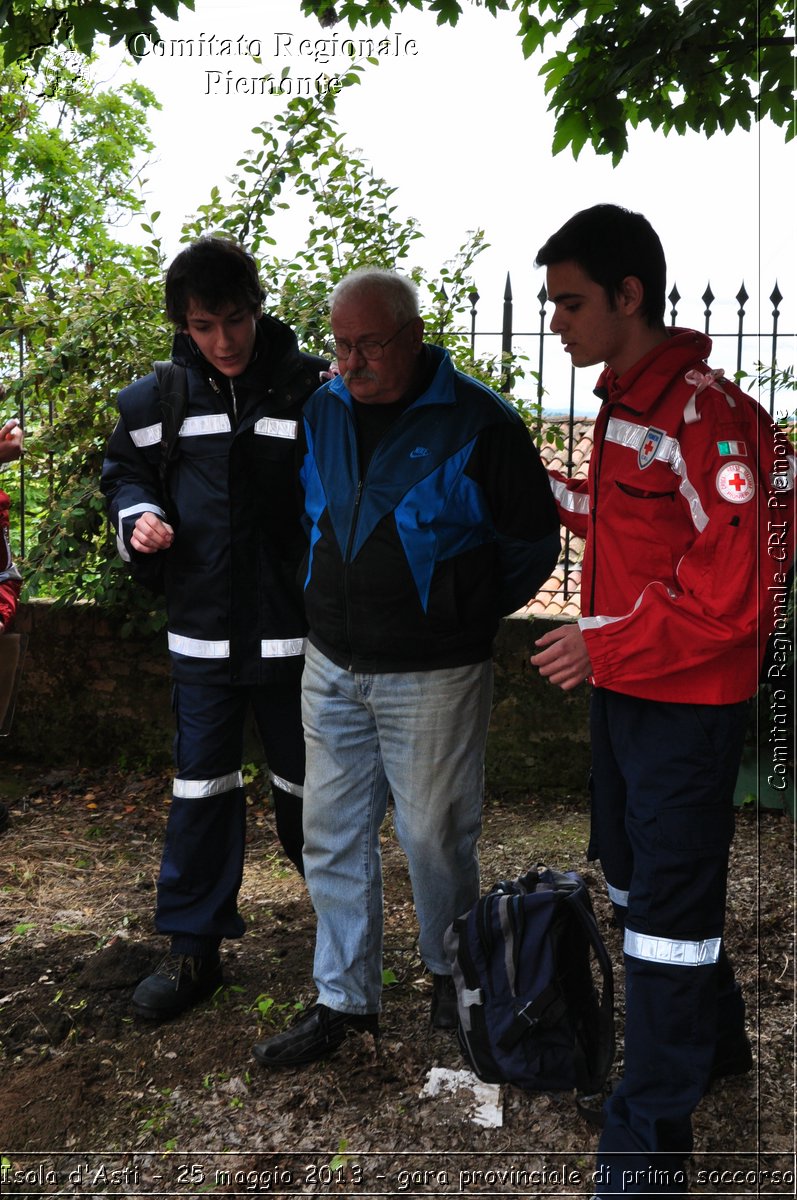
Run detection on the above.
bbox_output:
[102,238,326,1020]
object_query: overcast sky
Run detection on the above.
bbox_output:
[99,0,796,417]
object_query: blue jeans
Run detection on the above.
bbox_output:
[302,643,493,1014]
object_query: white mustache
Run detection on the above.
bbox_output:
[344,369,377,385]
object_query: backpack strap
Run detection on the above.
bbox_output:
[497,982,568,1052]
[153,360,188,503]
[565,884,616,1089]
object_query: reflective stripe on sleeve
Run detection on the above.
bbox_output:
[580,580,672,633]
[116,502,167,561]
[606,882,629,907]
[550,475,590,515]
[254,417,298,439]
[119,502,166,523]
[268,772,304,799]
[130,422,162,448]
[624,927,721,966]
[261,638,307,658]
[173,770,243,798]
[168,632,230,659]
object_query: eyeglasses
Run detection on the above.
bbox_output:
[326,318,414,362]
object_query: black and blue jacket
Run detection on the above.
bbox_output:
[299,345,559,672]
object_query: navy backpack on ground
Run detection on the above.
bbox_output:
[443,865,615,1094]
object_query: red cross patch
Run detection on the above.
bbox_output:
[638,426,666,470]
[716,461,755,504]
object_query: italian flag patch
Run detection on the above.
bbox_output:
[717,440,747,457]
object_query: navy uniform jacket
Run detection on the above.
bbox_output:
[102,316,326,685]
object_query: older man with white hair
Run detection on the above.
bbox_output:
[253,267,559,1067]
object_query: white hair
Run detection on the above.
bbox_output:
[330,268,420,324]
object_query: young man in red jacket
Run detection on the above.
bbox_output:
[531,204,795,1198]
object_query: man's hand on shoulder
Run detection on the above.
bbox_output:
[131,511,174,554]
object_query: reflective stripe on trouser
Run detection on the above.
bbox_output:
[269,773,305,878]
[301,644,492,1015]
[588,688,748,1197]
[155,679,305,941]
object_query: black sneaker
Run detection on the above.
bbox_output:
[252,1003,378,1068]
[132,953,224,1020]
[430,973,458,1029]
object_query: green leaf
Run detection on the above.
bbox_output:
[551,107,590,158]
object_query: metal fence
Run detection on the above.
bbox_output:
[9,275,796,560]
[436,274,793,419]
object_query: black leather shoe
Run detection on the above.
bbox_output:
[430,973,458,1029]
[132,953,224,1020]
[252,1003,378,1067]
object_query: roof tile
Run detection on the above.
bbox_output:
[511,417,594,621]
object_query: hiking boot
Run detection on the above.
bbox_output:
[576,1093,607,1130]
[430,973,458,1030]
[132,953,224,1020]
[252,1003,379,1068]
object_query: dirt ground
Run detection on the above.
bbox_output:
[0,763,794,1198]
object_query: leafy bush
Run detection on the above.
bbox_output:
[2,53,539,627]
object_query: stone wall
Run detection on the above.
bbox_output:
[488,615,591,799]
[4,600,173,769]
[0,601,591,799]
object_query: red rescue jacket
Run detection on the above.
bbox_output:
[550,329,796,704]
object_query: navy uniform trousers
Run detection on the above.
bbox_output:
[589,687,749,1198]
[155,679,305,955]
